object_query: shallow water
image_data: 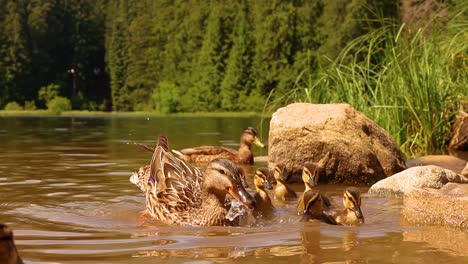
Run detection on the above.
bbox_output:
[0,116,467,263]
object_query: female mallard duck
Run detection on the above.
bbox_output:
[297,163,332,214]
[144,135,255,226]
[272,164,297,201]
[253,168,275,216]
[323,187,364,226]
[171,127,265,165]
[0,224,23,264]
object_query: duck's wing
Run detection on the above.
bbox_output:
[177,146,237,156]
[148,135,203,212]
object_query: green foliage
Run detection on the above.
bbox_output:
[24,100,36,110]
[38,83,60,103]
[47,96,72,115]
[4,102,22,111]
[278,8,467,157]
[152,81,180,114]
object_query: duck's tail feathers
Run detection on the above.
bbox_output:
[157,135,169,152]
[134,142,155,153]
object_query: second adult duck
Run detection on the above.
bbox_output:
[172,127,265,165]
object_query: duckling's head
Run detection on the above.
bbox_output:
[241,127,265,148]
[301,190,324,220]
[343,187,364,223]
[302,163,319,188]
[205,159,256,209]
[273,163,289,182]
[255,168,274,190]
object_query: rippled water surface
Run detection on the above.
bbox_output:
[0,116,467,263]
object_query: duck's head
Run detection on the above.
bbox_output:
[254,168,275,190]
[343,187,364,223]
[0,224,22,264]
[241,127,265,148]
[301,190,324,218]
[205,159,256,209]
[302,163,319,188]
[273,163,289,182]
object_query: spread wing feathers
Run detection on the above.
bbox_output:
[147,135,203,223]
[179,146,238,156]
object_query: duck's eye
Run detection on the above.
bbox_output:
[217,169,226,175]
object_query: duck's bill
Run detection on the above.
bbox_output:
[229,185,256,210]
[253,137,265,148]
[264,180,273,190]
[308,178,317,187]
[354,208,364,223]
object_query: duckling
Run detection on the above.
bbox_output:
[0,224,24,264]
[300,189,327,222]
[323,187,364,226]
[253,168,275,216]
[272,164,297,201]
[297,163,332,214]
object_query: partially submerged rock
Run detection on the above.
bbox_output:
[406,155,467,174]
[402,183,468,229]
[268,103,406,185]
[368,165,468,196]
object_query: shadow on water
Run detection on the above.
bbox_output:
[0,116,467,263]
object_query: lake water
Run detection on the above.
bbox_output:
[0,116,467,263]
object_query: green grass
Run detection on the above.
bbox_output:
[269,11,467,158]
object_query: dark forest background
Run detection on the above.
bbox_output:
[0,0,460,113]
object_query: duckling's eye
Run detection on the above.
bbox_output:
[217,169,226,175]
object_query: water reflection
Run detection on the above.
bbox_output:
[0,116,467,263]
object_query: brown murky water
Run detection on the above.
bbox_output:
[0,116,467,263]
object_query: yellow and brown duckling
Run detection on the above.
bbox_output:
[297,163,332,214]
[171,127,265,165]
[0,224,24,264]
[142,135,255,226]
[300,189,328,222]
[323,187,364,226]
[272,164,297,201]
[253,168,275,216]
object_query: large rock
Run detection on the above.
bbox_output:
[368,165,468,196]
[406,155,467,174]
[268,103,406,185]
[402,183,468,229]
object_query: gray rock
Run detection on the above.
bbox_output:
[368,165,468,196]
[268,103,406,185]
[402,183,468,229]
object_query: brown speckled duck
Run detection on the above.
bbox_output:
[142,135,255,226]
[297,163,332,214]
[0,224,23,264]
[271,164,297,201]
[323,187,364,226]
[171,127,265,165]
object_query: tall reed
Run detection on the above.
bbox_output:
[270,12,467,157]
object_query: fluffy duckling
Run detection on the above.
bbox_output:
[0,224,24,264]
[272,164,297,201]
[300,189,327,222]
[323,187,364,226]
[253,168,275,216]
[297,163,332,214]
